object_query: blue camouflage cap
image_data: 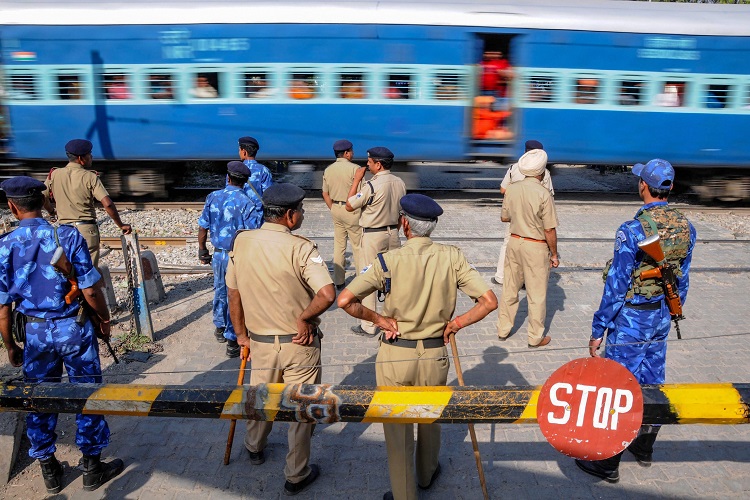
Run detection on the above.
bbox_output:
[632,159,674,189]
[400,193,443,222]
[1,176,47,198]
[227,161,251,176]
[262,183,305,207]
[367,146,394,160]
[65,138,93,156]
[238,136,259,149]
[333,139,353,152]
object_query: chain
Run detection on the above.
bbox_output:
[124,236,138,335]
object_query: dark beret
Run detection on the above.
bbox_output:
[227,161,251,177]
[262,183,305,207]
[399,193,443,222]
[367,146,394,160]
[524,140,544,152]
[65,139,93,156]
[333,139,353,152]
[1,176,47,198]
[238,136,259,149]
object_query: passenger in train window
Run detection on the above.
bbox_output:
[8,77,37,100]
[289,78,315,99]
[340,79,366,99]
[705,87,726,109]
[654,83,681,107]
[618,81,643,106]
[384,76,410,99]
[473,96,512,140]
[148,74,174,100]
[527,78,553,102]
[105,74,132,100]
[244,74,274,98]
[575,79,599,105]
[58,75,82,100]
[191,75,218,98]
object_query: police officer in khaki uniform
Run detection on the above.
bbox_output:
[346,146,406,336]
[497,149,559,347]
[321,139,363,289]
[338,194,498,500]
[44,139,132,267]
[226,183,335,497]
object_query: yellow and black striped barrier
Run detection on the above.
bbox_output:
[0,382,748,424]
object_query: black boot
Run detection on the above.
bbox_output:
[226,339,240,358]
[39,455,64,494]
[627,424,660,467]
[575,451,623,483]
[214,327,227,343]
[82,454,124,491]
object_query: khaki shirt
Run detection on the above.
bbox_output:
[501,177,558,241]
[501,163,554,196]
[45,163,109,224]
[322,158,362,202]
[226,223,333,335]
[347,170,406,228]
[347,237,489,340]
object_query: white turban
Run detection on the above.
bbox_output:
[518,149,548,177]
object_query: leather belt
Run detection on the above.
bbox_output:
[25,316,48,323]
[382,335,444,349]
[74,220,97,225]
[363,225,398,233]
[214,248,229,253]
[625,301,662,310]
[249,330,318,344]
[332,200,347,205]
[511,233,546,243]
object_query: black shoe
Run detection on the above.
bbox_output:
[383,493,394,500]
[39,455,64,494]
[82,454,124,491]
[491,277,502,285]
[226,339,240,358]
[247,448,265,465]
[418,462,441,490]
[627,447,652,467]
[284,464,320,496]
[214,327,227,343]
[574,459,619,483]
[350,325,377,337]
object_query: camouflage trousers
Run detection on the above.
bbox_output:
[23,315,110,459]
[604,303,671,385]
[212,249,236,341]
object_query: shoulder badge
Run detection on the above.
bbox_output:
[360,264,372,275]
[614,230,626,252]
[310,255,324,265]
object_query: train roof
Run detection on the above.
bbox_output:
[1,0,749,37]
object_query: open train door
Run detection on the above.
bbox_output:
[468,33,520,162]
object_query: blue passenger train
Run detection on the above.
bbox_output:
[1,0,750,198]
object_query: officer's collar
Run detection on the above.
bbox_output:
[404,236,432,247]
[261,222,291,234]
[66,161,83,169]
[373,170,391,177]
[636,201,668,216]
[225,185,242,191]
[19,217,50,227]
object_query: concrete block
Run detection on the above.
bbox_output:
[97,264,119,313]
[140,250,166,304]
[0,411,24,484]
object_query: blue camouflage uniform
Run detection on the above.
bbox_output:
[0,219,109,460]
[592,201,697,384]
[198,185,260,341]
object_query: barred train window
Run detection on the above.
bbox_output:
[191,72,220,98]
[525,75,556,103]
[56,74,82,100]
[618,80,645,106]
[574,78,600,105]
[703,83,730,109]
[385,74,412,100]
[145,72,176,100]
[289,72,320,100]
[242,72,272,98]
[103,73,132,100]
[339,73,367,99]
[8,74,38,100]
[432,72,468,100]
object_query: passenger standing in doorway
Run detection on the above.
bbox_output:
[493,140,554,285]
[322,139,363,289]
[345,147,406,336]
[44,139,131,268]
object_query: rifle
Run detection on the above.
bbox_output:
[50,246,119,363]
[637,234,684,339]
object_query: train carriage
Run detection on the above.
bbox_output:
[1,0,750,198]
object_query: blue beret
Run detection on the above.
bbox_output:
[524,139,544,152]
[1,176,47,198]
[227,161,251,176]
[333,139,353,152]
[633,158,674,189]
[238,136,259,149]
[399,193,443,222]
[65,139,93,156]
[262,183,305,207]
[367,146,394,160]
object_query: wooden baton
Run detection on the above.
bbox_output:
[223,346,249,465]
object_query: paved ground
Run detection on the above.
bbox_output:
[2,168,750,499]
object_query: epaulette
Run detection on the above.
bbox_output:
[292,233,318,248]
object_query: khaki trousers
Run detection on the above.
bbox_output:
[359,228,400,333]
[244,336,321,483]
[376,341,449,500]
[75,222,100,268]
[494,224,512,283]
[497,237,551,345]
[330,204,362,286]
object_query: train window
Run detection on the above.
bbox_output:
[703,83,730,109]
[7,73,39,100]
[432,72,468,100]
[384,74,412,100]
[654,81,686,107]
[146,73,176,100]
[103,73,133,100]
[525,75,556,103]
[338,73,367,99]
[288,72,320,100]
[242,71,273,98]
[190,72,220,99]
[574,78,600,105]
[55,74,83,100]
[618,80,645,106]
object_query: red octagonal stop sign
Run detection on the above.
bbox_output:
[537,357,643,460]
